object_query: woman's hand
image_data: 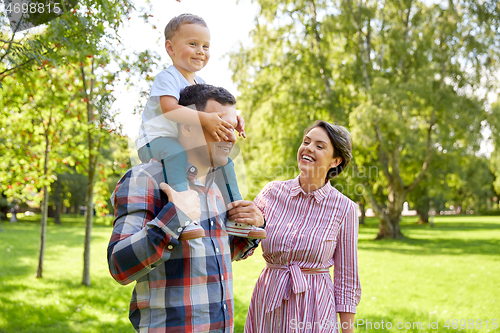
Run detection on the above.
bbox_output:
[227,200,264,227]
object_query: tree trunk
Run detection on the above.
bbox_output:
[417,198,430,224]
[82,173,94,286]
[359,201,366,225]
[36,127,51,278]
[54,178,61,225]
[376,188,406,239]
[36,185,49,278]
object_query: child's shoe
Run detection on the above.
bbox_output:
[226,220,266,239]
[179,221,205,241]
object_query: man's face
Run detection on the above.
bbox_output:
[179,99,237,170]
[203,100,237,167]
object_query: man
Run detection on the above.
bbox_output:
[108,84,264,333]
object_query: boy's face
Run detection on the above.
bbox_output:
[165,23,210,77]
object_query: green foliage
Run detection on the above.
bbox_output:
[0,0,138,82]
[230,0,500,237]
[0,64,81,205]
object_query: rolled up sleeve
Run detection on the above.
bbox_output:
[107,168,191,285]
[333,203,362,313]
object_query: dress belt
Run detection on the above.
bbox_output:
[265,263,329,313]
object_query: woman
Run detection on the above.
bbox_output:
[244,121,361,333]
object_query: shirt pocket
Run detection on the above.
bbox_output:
[317,220,341,259]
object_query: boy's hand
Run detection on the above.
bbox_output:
[201,112,234,141]
[235,115,246,138]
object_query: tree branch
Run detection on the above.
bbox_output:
[351,161,386,218]
[0,39,22,45]
[375,124,393,184]
[346,0,371,90]
[309,0,332,95]
[405,112,435,192]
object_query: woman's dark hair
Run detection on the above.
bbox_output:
[304,120,353,179]
[179,84,236,111]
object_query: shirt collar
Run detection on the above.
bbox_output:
[290,176,332,203]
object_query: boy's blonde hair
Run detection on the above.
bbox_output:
[164,14,207,41]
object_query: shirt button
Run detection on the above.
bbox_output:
[177,227,183,232]
[221,276,224,281]
[185,221,190,226]
[211,221,214,226]
[167,245,173,250]
[223,304,227,310]
[216,248,219,253]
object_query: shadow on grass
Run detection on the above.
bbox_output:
[0,275,134,333]
[234,296,248,333]
[358,237,500,256]
[13,214,114,227]
[0,296,133,333]
[357,309,488,333]
[233,304,487,333]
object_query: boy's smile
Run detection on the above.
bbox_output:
[166,23,211,82]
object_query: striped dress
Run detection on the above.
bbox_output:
[244,177,361,333]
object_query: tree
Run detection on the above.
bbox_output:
[0,63,81,277]
[0,0,135,83]
[229,0,500,238]
[2,0,161,284]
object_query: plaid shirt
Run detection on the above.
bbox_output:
[108,160,258,333]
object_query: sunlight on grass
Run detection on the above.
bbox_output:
[1,215,499,332]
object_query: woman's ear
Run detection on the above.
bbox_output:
[330,157,342,169]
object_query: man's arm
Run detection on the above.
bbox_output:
[107,169,198,285]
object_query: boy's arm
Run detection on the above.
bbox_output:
[160,95,234,141]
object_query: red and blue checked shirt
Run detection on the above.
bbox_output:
[107,160,258,333]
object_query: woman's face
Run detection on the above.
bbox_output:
[297,127,342,180]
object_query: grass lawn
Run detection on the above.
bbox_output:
[1,214,499,332]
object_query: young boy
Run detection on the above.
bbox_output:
[135,14,265,241]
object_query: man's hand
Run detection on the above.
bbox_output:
[160,183,201,221]
[227,200,264,227]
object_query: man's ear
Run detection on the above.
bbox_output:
[165,40,174,57]
[179,124,193,138]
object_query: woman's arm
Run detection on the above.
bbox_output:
[338,312,355,333]
[334,202,362,316]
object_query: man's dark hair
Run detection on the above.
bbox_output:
[179,84,236,111]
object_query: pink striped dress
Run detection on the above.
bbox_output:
[244,177,361,333]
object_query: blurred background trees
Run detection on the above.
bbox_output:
[229,0,500,238]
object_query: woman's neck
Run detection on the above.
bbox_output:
[298,173,326,193]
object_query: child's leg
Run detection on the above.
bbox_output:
[144,137,189,192]
[215,158,243,206]
[217,158,266,239]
